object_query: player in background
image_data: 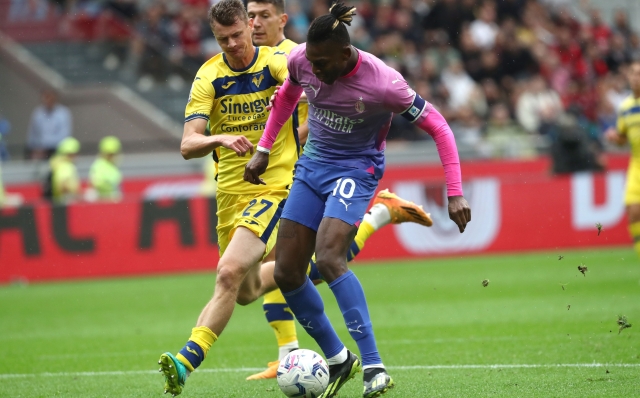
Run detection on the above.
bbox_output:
[245,3,471,397]
[87,136,122,202]
[49,137,81,203]
[244,0,435,381]
[157,0,298,395]
[248,0,309,147]
[606,59,640,257]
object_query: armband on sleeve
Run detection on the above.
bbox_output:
[400,94,428,123]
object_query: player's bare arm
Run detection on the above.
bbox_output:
[180,118,254,159]
[604,127,628,146]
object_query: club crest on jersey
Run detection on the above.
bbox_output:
[252,73,264,88]
[355,97,365,113]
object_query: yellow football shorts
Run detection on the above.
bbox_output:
[216,189,288,257]
[625,163,640,205]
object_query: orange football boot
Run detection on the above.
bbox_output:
[372,189,433,227]
[246,360,279,380]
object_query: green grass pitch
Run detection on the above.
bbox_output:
[1,248,639,397]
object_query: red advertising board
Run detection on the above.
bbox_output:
[0,156,633,283]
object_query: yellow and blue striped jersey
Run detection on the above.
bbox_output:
[617,95,640,161]
[185,46,297,194]
[276,39,308,141]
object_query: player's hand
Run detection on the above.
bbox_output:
[604,127,626,146]
[266,85,281,111]
[218,135,254,157]
[448,196,471,233]
[244,151,269,185]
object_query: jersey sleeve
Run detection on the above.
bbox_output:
[381,70,429,121]
[185,75,214,123]
[268,50,290,85]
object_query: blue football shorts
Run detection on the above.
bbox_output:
[281,155,379,231]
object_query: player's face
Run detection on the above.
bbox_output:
[629,63,640,94]
[247,2,286,47]
[212,18,254,62]
[305,41,350,85]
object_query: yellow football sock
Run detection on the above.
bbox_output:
[629,222,640,258]
[355,220,375,249]
[176,326,218,372]
[347,220,375,262]
[263,289,298,359]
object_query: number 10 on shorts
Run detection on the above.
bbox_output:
[333,178,356,199]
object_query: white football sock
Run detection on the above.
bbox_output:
[363,203,391,230]
[327,347,348,365]
[278,341,299,360]
[363,364,385,371]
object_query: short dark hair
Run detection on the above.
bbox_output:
[209,0,248,27]
[247,0,285,14]
[307,2,356,46]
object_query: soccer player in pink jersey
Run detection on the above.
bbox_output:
[245,3,471,397]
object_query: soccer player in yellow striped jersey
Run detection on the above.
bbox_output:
[157,1,298,395]
[248,0,308,148]
[243,0,434,382]
[606,60,640,258]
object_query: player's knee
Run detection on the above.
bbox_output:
[273,264,304,291]
[314,256,347,283]
[215,265,244,294]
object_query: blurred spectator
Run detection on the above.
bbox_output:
[175,6,207,77]
[604,73,630,112]
[552,26,588,80]
[469,2,499,50]
[87,136,123,202]
[422,0,474,46]
[498,33,538,80]
[587,8,611,48]
[612,9,633,39]
[547,113,604,174]
[46,137,81,203]
[284,1,309,44]
[606,33,631,72]
[441,60,485,114]
[485,103,536,158]
[423,31,460,75]
[516,75,562,133]
[0,115,10,161]
[450,106,484,149]
[104,0,138,21]
[25,90,72,160]
[131,3,177,88]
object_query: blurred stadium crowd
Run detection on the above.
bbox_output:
[4,0,640,161]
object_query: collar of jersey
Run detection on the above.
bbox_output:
[223,47,259,72]
[341,49,362,79]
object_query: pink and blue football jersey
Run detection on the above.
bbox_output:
[287,43,430,179]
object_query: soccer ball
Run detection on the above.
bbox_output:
[276,349,330,398]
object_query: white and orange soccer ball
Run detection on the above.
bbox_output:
[276,349,330,398]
